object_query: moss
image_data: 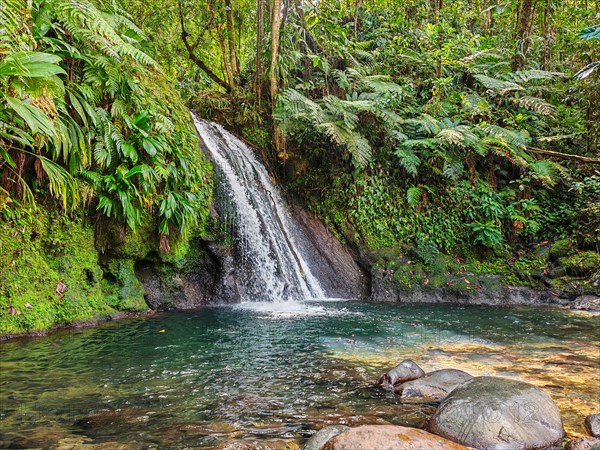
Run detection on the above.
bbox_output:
[0,208,147,336]
[549,239,572,260]
[106,259,146,310]
[558,251,600,276]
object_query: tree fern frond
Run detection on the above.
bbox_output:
[513,96,555,116]
[474,74,524,94]
[510,70,564,84]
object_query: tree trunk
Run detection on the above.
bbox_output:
[255,0,264,103]
[541,0,554,69]
[512,0,536,70]
[225,0,239,79]
[269,0,282,109]
[270,0,283,152]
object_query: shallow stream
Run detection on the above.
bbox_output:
[0,301,598,448]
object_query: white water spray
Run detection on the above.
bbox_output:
[193,115,325,303]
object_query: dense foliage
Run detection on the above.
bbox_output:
[0,0,212,250]
[116,0,597,258]
[1,0,599,333]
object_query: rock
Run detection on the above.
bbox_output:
[321,425,470,450]
[369,268,569,306]
[428,376,565,450]
[215,439,300,450]
[550,239,572,260]
[395,369,473,402]
[533,244,551,260]
[572,296,600,311]
[567,437,600,450]
[559,251,600,277]
[302,426,350,450]
[548,267,567,279]
[290,202,368,299]
[74,408,148,430]
[377,360,425,389]
[586,414,600,437]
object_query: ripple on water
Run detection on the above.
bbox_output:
[0,302,598,447]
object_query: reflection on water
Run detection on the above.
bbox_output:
[0,302,598,448]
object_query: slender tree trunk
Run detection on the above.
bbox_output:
[512,0,536,70]
[541,0,555,69]
[255,0,264,103]
[269,0,282,109]
[270,0,283,152]
[225,0,239,79]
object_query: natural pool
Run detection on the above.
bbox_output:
[0,301,598,448]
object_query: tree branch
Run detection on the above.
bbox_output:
[177,0,230,92]
[529,147,600,164]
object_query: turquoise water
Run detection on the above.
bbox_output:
[1,301,599,448]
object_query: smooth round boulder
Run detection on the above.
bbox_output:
[586,414,600,437]
[428,376,565,450]
[395,369,473,402]
[322,425,470,450]
[302,426,350,450]
[377,360,425,389]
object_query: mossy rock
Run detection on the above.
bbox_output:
[558,251,600,277]
[549,239,572,260]
[107,259,147,310]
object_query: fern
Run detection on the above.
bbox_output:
[406,186,422,207]
[513,96,555,116]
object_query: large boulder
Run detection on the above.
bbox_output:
[586,414,600,437]
[428,376,565,450]
[322,425,470,450]
[302,426,350,450]
[377,360,425,389]
[395,369,472,402]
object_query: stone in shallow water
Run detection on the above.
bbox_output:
[427,376,565,450]
[377,360,425,389]
[395,369,473,402]
[214,438,300,450]
[302,425,350,450]
[321,425,470,450]
[566,437,600,450]
[586,414,600,437]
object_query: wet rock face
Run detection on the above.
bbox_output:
[302,425,350,450]
[395,369,473,402]
[377,360,425,389]
[428,376,565,450]
[586,414,600,437]
[135,239,238,309]
[371,268,571,307]
[290,203,369,299]
[321,425,470,450]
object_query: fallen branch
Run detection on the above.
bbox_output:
[528,147,600,164]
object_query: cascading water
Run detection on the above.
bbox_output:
[193,114,325,302]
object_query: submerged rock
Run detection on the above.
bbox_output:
[215,439,300,450]
[395,369,472,402]
[302,425,350,450]
[428,376,565,450]
[586,414,600,437]
[567,437,600,450]
[377,360,425,389]
[321,425,470,450]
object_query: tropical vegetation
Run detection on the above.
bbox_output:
[1,0,599,333]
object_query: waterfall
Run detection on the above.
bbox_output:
[193,115,326,302]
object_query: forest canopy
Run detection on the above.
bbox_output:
[1,0,599,256]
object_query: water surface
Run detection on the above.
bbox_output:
[1,301,598,448]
